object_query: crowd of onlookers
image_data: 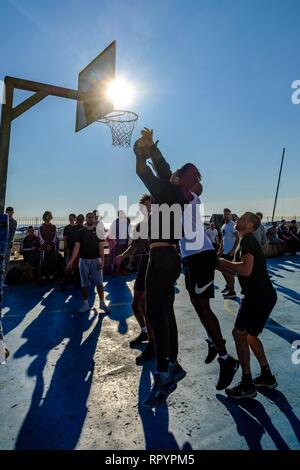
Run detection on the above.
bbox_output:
[3,206,300,287]
[3,207,134,286]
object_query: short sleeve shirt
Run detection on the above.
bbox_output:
[76,226,105,259]
[222,221,237,255]
[235,233,273,296]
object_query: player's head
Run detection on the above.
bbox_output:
[223,208,232,223]
[139,193,151,215]
[85,212,95,226]
[69,213,76,224]
[171,163,202,195]
[77,214,85,225]
[256,212,263,222]
[236,212,260,234]
[43,211,53,223]
[5,206,14,217]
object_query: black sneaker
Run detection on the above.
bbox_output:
[221,286,230,294]
[253,374,278,389]
[130,331,148,348]
[169,362,187,383]
[223,290,237,299]
[143,373,177,408]
[205,339,218,364]
[216,356,239,390]
[5,348,10,360]
[225,381,257,399]
[135,342,155,365]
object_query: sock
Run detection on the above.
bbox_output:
[242,373,253,388]
[169,360,178,371]
[157,371,170,382]
[261,364,272,378]
[141,326,147,333]
[219,354,229,361]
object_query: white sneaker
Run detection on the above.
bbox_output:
[79,302,90,314]
[99,300,111,314]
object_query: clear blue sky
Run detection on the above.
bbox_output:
[1,0,300,219]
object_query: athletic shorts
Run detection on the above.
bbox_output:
[183,250,217,298]
[235,289,277,337]
[134,255,148,292]
[223,253,234,261]
[78,258,103,288]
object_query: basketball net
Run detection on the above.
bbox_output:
[98,110,138,147]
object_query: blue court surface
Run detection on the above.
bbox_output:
[0,257,299,450]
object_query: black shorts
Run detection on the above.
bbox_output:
[235,289,277,337]
[223,253,234,261]
[133,255,149,292]
[184,250,217,298]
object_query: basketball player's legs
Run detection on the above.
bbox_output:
[132,289,146,329]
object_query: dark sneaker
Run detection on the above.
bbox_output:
[143,373,177,408]
[225,381,257,399]
[205,339,218,364]
[223,290,237,299]
[169,362,186,383]
[216,356,239,390]
[135,342,155,365]
[253,374,278,389]
[5,348,10,360]
[221,286,230,294]
[130,331,148,348]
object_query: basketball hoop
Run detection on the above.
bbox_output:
[98,110,138,147]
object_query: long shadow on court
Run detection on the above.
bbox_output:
[104,274,135,335]
[14,288,103,449]
[2,285,56,336]
[257,389,300,445]
[216,394,290,450]
[138,362,192,450]
[272,281,300,306]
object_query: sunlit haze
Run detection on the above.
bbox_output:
[106,78,135,109]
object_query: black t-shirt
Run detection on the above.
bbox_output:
[63,224,75,250]
[67,224,84,252]
[76,227,104,259]
[235,233,273,297]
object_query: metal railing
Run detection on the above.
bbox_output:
[15,217,69,228]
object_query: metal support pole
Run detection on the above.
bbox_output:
[271,147,285,222]
[0,80,14,214]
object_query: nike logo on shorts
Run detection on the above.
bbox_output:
[195,280,214,295]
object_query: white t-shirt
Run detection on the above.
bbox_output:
[180,193,214,258]
[222,220,237,255]
[206,228,219,244]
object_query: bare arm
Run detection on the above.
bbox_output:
[218,253,254,277]
[99,241,104,268]
[68,242,80,268]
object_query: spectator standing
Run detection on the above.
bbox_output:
[4,207,17,280]
[289,220,300,254]
[67,212,109,314]
[20,226,40,282]
[253,212,267,250]
[206,223,220,250]
[63,213,77,261]
[39,211,58,282]
[218,208,239,298]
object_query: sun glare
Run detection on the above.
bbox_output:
[106,79,135,109]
